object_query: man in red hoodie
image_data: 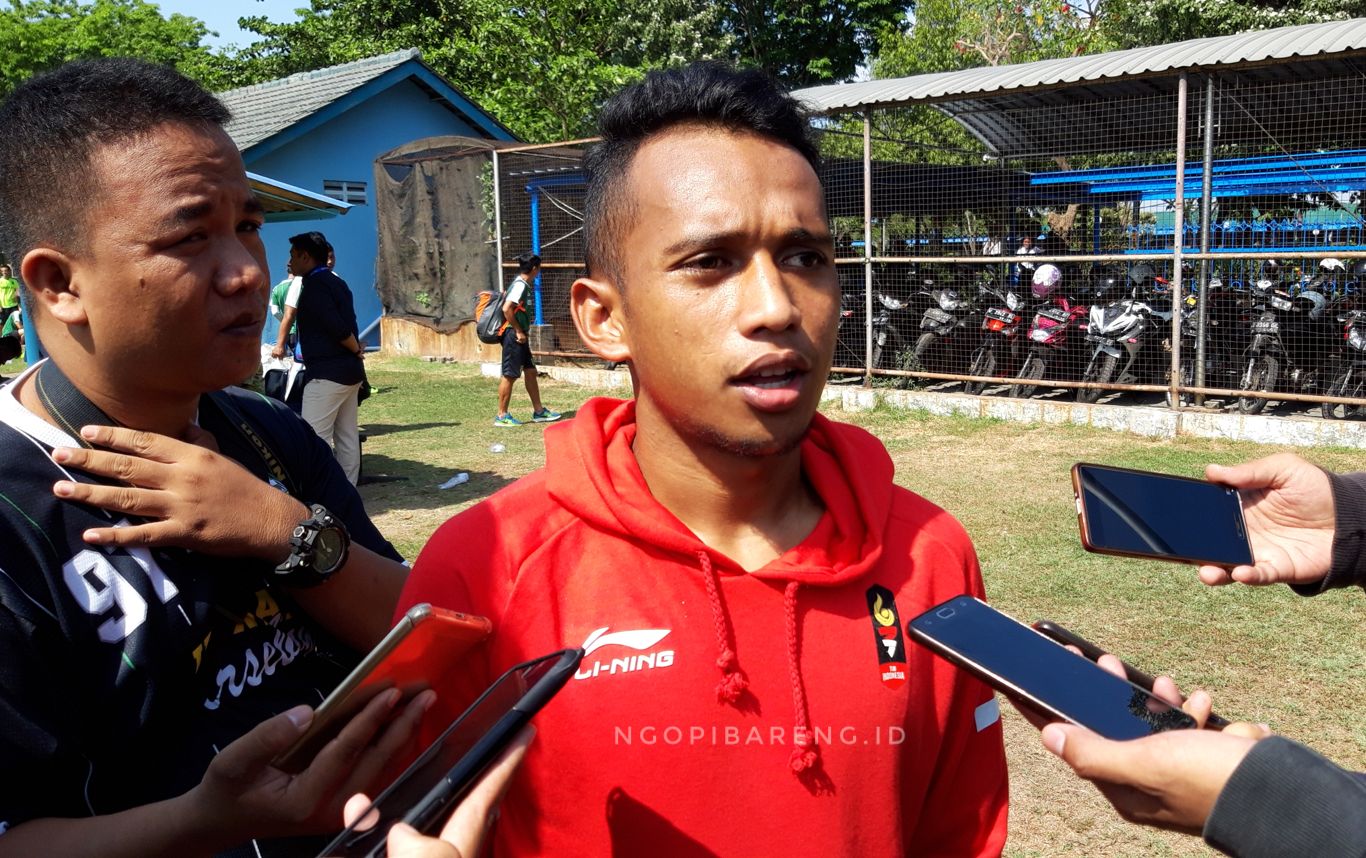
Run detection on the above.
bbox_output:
[398,62,1009,856]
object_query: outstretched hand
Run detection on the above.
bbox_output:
[1200,453,1335,587]
[51,424,305,562]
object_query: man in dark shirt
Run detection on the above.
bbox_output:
[288,231,366,484]
[0,58,418,856]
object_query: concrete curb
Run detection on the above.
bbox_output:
[490,363,1366,450]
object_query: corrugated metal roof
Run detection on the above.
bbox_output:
[219,49,422,150]
[247,171,351,221]
[794,18,1366,114]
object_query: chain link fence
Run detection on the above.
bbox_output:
[483,51,1366,419]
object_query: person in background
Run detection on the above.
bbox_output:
[1040,453,1365,858]
[0,264,19,326]
[267,256,303,358]
[493,252,560,427]
[286,231,365,484]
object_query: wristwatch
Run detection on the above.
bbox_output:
[274,504,351,587]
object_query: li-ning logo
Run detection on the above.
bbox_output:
[574,626,675,681]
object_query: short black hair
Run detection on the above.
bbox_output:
[582,62,819,280]
[290,231,329,267]
[0,58,231,265]
[516,253,541,275]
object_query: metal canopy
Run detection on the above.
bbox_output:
[794,19,1366,157]
[247,172,351,222]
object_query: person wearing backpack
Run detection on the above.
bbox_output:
[495,253,560,427]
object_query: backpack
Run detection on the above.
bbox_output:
[473,288,506,344]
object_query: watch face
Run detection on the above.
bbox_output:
[314,528,346,572]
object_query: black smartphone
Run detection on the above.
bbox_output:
[907,596,1198,740]
[318,648,583,858]
[1072,462,1253,568]
[1032,619,1229,730]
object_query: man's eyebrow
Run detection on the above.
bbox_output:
[158,201,214,230]
[244,195,264,216]
[662,227,835,258]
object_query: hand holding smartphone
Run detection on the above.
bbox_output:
[320,648,583,858]
[907,596,1199,740]
[1031,619,1229,729]
[275,604,492,773]
[1072,463,1253,569]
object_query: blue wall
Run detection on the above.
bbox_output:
[246,77,487,345]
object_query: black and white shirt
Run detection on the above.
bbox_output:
[0,362,402,853]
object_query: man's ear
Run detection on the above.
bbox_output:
[570,274,631,364]
[20,248,86,326]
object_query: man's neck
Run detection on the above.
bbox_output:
[18,363,199,441]
[632,403,824,572]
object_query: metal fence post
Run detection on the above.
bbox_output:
[1170,72,1189,409]
[1195,75,1217,405]
[863,112,874,386]
[491,148,504,283]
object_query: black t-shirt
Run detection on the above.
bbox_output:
[0,382,402,852]
[296,268,364,386]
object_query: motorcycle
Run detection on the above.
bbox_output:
[1169,276,1251,404]
[1236,278,1337,414]
[1011,264,1090,399]
[1076,277,1173,404]
[906,276,978,375]
[963,282,1027,396]
[1321,309,1366,420]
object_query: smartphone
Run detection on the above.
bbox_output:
[274,603,492,773]
[907,595,1198,740]
[1032,619,1229,730]
[319,648,583,858]
[1072,462,1253,568]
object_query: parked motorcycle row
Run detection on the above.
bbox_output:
[835,259,1366,419]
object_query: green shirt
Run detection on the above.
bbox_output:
[2,311,18,338]
[0,277,18,310]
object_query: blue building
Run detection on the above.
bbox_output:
[220,49,519,345]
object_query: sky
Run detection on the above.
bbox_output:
[155,0,303,49]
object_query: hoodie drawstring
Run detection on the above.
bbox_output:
[700,551,749,703]
[699,552,819,776]
[784,581,818,773]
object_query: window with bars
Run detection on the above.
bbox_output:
[323,179,368,205]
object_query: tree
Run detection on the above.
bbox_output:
[1102,0,1366,48]
[219,0,913,142]
[0,0,228,96]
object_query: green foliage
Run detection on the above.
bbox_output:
[1103,0,1366,48]
[0,0,230,96]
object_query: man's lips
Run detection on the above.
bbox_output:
[729,353,813,411]
[220,312,264,334]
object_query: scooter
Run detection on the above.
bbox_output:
[907,276,978,375]
[1011,265,1089,398]
[963,282,1027,395]
[1076,278,1173,404]
[1321,309,1366,419]
[1237,278,1336,414]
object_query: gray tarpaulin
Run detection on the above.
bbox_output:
[374,136,500,333]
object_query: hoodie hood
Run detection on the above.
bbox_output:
[545,397,893,585]
[545,397,896,776]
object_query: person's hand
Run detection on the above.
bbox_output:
[271,344,287,359]
[515,332,528,344]
[188,688,435,850]
[338,726,534,857]
[1200,453,1335,587]
[1040,720,1268,836]
[50,424,308,562]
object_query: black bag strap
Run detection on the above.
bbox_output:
[35,359,297,496]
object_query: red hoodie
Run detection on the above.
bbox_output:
[399,397,1009,856]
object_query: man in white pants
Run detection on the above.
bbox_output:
[288,231,365,483]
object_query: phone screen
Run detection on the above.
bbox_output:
[1074,463,1252,567]
[320,650,577,858]
[908,596,1196,740]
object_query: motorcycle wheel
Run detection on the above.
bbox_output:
[911,332,937,371]
[964,347,995,396]
[1321,366,1364,420]
[1012,352,1046,399]
[1076,353,1118,404]
[1237,355,1278,415]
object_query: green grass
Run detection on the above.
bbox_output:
[355,357,1364,856]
